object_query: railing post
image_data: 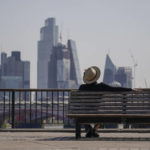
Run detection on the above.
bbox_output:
[12,90,15,128]
[122,93,128,128]
[122,93,126,114]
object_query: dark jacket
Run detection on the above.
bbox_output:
[79,82,132,91]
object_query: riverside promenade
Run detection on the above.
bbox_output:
[0,129,150,150]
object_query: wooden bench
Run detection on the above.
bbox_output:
[67,90,150,139]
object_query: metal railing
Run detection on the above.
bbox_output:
[0,89,73,128]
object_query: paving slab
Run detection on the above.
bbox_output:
[0,132,150,150]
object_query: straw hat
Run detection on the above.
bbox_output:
[83,66,101,84]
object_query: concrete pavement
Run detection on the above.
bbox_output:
[0,132,150,150]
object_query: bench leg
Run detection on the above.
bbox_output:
[75,119,81,139]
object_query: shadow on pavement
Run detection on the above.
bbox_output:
[37,137,150,141]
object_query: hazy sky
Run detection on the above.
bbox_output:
[0,0,150,88]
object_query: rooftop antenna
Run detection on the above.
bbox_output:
[67,28,70,40]
[129,50,138,88]
[0,43,3,63]
[59,32,62,43]
[0,42,3,52]
[59,22,63,43]
[108,48,110,55]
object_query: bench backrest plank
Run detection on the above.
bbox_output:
[69,90,150,115]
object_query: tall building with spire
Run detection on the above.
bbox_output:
[37,18,59,88]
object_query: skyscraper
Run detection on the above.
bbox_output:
[38,18,81,89]
[48,43,70,88]
[103,54,132,88]
[37,18,58,88]
[103,54,116,84]
[115,67,132,88]
[0,51,30,89]
[48,40,82,89]
[68,40,82,86]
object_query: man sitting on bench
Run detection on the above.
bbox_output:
[79,66,135,138]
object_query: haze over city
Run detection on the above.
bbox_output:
[0,0,150,88]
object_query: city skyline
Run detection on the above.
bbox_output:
[0,0,150,88]
[37,18,81,89]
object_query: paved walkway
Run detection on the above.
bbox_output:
[0,132,150,150]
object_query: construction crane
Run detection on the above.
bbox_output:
[144,78,148,88]
[130,52,138,88]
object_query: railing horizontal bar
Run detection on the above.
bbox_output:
[0,89,73,92]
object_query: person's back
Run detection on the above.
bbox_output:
[79,82,132,91]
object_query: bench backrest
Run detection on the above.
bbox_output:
[69,90,150,115]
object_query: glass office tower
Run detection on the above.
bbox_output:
[115,67,132,88]
[0,51,30,89]
[103,54,132,88]
[48,40,82,89]
[37,18,58,88]
[68,40,82,87]
[103,54,117,84]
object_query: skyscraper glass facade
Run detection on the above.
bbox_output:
[103,54,132,88]
[38,18,81,89]
[37,18,58,88]
[0,51,30,89]
[68,40,82,86]
[115,67,132,88]
[103,54,116,84]
[48,40,81,89]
